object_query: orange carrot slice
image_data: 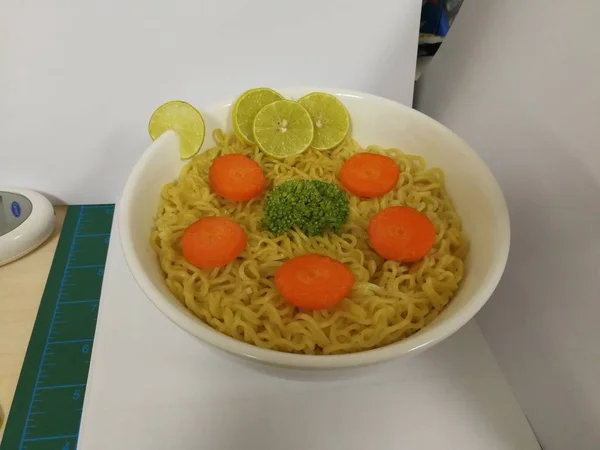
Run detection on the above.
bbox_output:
[275,254,355,311]
[368,206,436,263]
[209,154,266,202]
[181,217,247,269]
[339,153,400,198]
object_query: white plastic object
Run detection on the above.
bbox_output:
[0,188,55,266]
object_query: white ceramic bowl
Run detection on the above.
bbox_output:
[120,87,510,371]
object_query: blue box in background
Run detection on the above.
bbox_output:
[419,0,464,57]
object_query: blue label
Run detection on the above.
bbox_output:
[11,201,21,217]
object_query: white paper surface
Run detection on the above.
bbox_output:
[0,0,420,205]
[77,217,540,450]
[416,0,600,448]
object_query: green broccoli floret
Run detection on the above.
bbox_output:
[261,180,349,236]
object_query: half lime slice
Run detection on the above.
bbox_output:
[253,100,314,158]
[298,92,350,150]
[232,88,283,144]
[148,101,205,159]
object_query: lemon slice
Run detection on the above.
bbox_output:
[232,88,284,144]
[148,101,205,159]
[253,100,314,158]
[298,92,350,150]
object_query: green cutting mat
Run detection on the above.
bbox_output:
[1,205,114,450]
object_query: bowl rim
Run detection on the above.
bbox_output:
[119,86,511,369]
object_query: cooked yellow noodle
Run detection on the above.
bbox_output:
[151,130,469,355]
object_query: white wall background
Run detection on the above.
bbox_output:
[417,1,600,449]
[0,0,420,204]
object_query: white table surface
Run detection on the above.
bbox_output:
[77,216,541,450]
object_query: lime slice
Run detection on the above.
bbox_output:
[298,92,350,150]
[253,100,314,158]
[148,101,205,159]
[232,88,284,144]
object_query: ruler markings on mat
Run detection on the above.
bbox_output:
[1,205,114,450]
